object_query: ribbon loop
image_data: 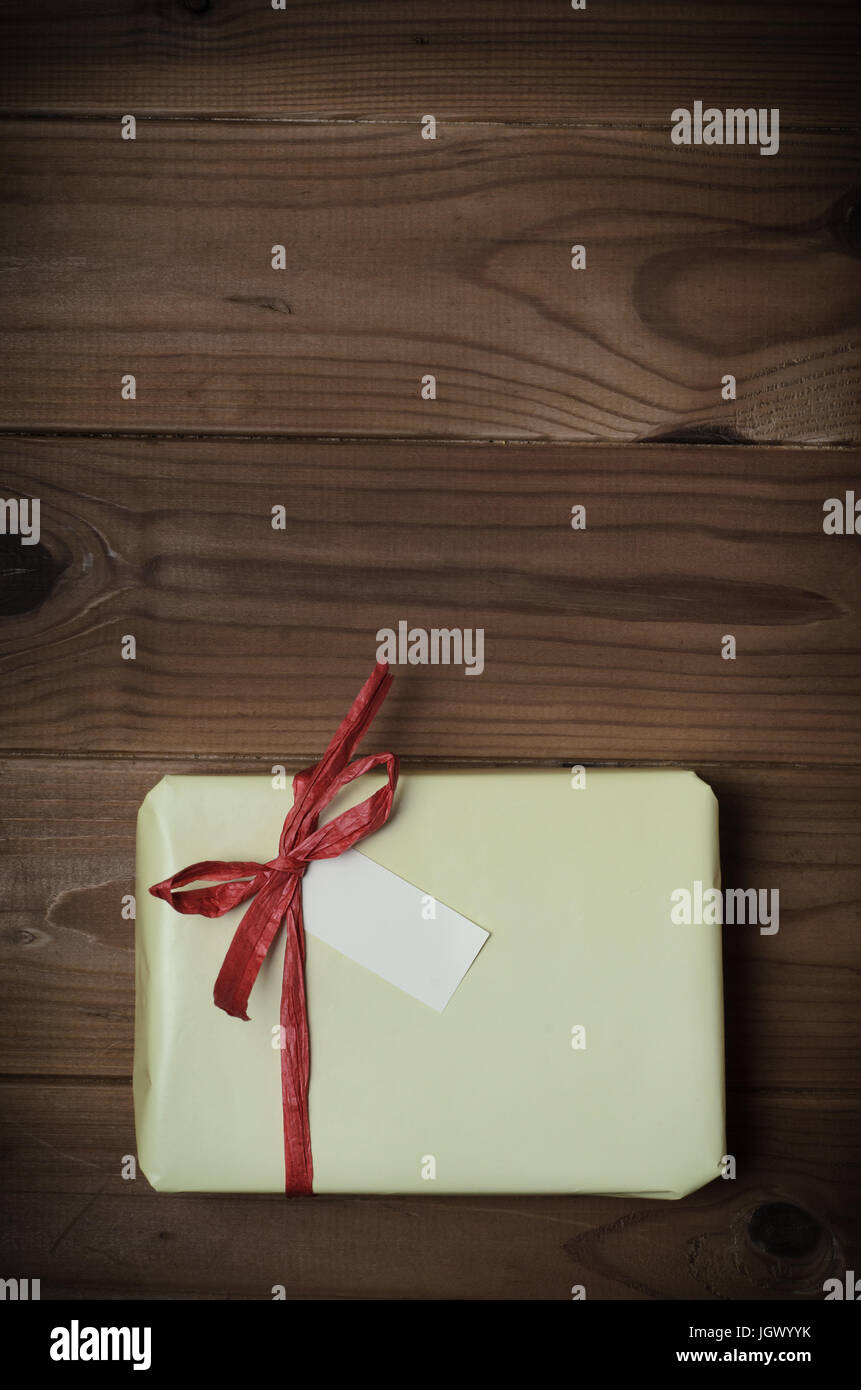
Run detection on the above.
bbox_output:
[286,751,399,866]
[149,860,268,918]
[149,662,399,1195]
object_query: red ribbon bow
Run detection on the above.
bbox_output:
[149,662,399,1195]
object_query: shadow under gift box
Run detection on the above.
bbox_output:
[134,768,724,1197]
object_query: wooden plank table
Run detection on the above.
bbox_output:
[1,124,858,440]
[1,3,859,1301]
[0,1,856,126]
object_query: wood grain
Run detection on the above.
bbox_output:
[0,1081,856,1299]
[1,440,860,761]
[1,122,859,440]
[1,757,858,1089]
[0,2,857,127]
[0,8,858,1303]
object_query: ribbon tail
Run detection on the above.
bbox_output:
[280,893,313,1195]
[213,875,291,1022]
[286,662,394,836]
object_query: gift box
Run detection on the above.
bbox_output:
[134,672,724,1198]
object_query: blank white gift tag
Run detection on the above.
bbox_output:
[301,848,489,1011]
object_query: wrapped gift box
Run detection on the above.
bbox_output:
[135,767,724,1197]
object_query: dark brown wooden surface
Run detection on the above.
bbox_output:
[0,1,857,127]
[1,123,859,441]
[1,3,859,1303]
[1,440,860,761]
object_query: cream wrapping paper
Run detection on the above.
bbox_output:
[134,767,725,1197]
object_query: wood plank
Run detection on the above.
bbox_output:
[0,2,857,127]
[1,440,860,761]
[1,758,858,1088]
[1,122,859,440]
[0,1081,856,1299]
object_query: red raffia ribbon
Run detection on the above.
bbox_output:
[149,663,399,1195]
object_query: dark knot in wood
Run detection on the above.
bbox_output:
[830,188,861,258]
[0,537,59,616]
[748,1202,821,1259]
